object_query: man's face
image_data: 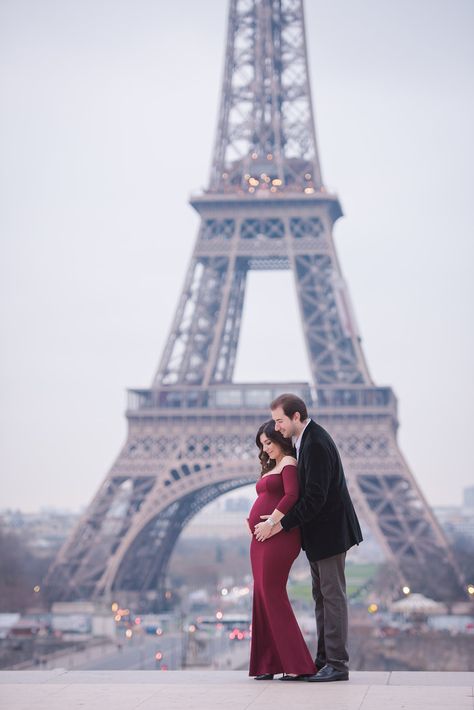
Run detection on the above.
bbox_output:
[272,406,299,438]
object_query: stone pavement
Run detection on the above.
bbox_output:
[0,670,473,710]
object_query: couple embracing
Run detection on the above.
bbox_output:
[246,393,363,682]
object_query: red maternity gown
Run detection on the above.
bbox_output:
[248,464,316,677]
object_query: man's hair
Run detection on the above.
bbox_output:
[270,393,308,421]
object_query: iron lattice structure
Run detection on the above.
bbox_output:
[44,0,464,606]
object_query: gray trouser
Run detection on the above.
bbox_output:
[309,551,349,672]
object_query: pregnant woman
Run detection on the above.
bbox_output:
[247,420,316,680]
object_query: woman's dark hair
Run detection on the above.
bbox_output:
[255,420,295,476]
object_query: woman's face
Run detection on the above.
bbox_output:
[260,433,282,461]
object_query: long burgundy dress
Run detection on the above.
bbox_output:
[247,464,316,676]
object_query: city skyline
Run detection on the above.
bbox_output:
[1,0,473,512]
[2,479,473,516]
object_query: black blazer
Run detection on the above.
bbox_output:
[280,420,363,561]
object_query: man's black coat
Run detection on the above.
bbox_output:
[280,420,363,561]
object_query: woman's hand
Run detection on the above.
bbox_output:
[254,516,273,542]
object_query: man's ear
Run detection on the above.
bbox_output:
[293,411,301,423]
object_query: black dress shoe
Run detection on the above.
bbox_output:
[254,673,274,680]
[306,664,349,682]
[279,673,312,681]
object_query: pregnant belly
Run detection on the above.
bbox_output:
[248,494,280,532]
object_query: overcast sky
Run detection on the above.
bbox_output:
[1,0,473,513]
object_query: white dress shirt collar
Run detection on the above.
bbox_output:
[293,418,312,458]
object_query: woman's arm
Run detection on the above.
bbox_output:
[254,465,299,540]
[268,464,299,522]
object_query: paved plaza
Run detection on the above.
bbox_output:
[1,670,473,710]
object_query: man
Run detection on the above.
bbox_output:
[253,393,363,682]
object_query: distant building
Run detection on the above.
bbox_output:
[0,509,78,558]
[224,496,254,513]
[181,498,251,540]
[463,485,474,509]
[433,497,474,543]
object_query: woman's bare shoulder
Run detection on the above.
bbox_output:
[280,455,298,467]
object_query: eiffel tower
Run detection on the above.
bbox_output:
[44,0,464,606]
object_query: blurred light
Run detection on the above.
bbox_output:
[188,624,196,633]
[244,174,250,180]
[111,602,119,612]
[251,152,258,159]
[125,629,133,639]
[221,588,228,596]
[467,584,474,595]
[272,178,282,186]
[155,651,163,661]
[216,611,223,620]
[161,665,168,671]
[155,628,163,636]
[267,153,273,160]
[33,585,40,593]
[249,187,255,193]
[402,586,411,595]
[270,186,277,192]
[229,627,245,641]
[165,591,172,600]
[114,614,121,622]
[134,617,141,625]
[222,172,228,178]
[304,187,315,194]
[305,173,312,180]
[367,603,378,614]
[249,177,259,186]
